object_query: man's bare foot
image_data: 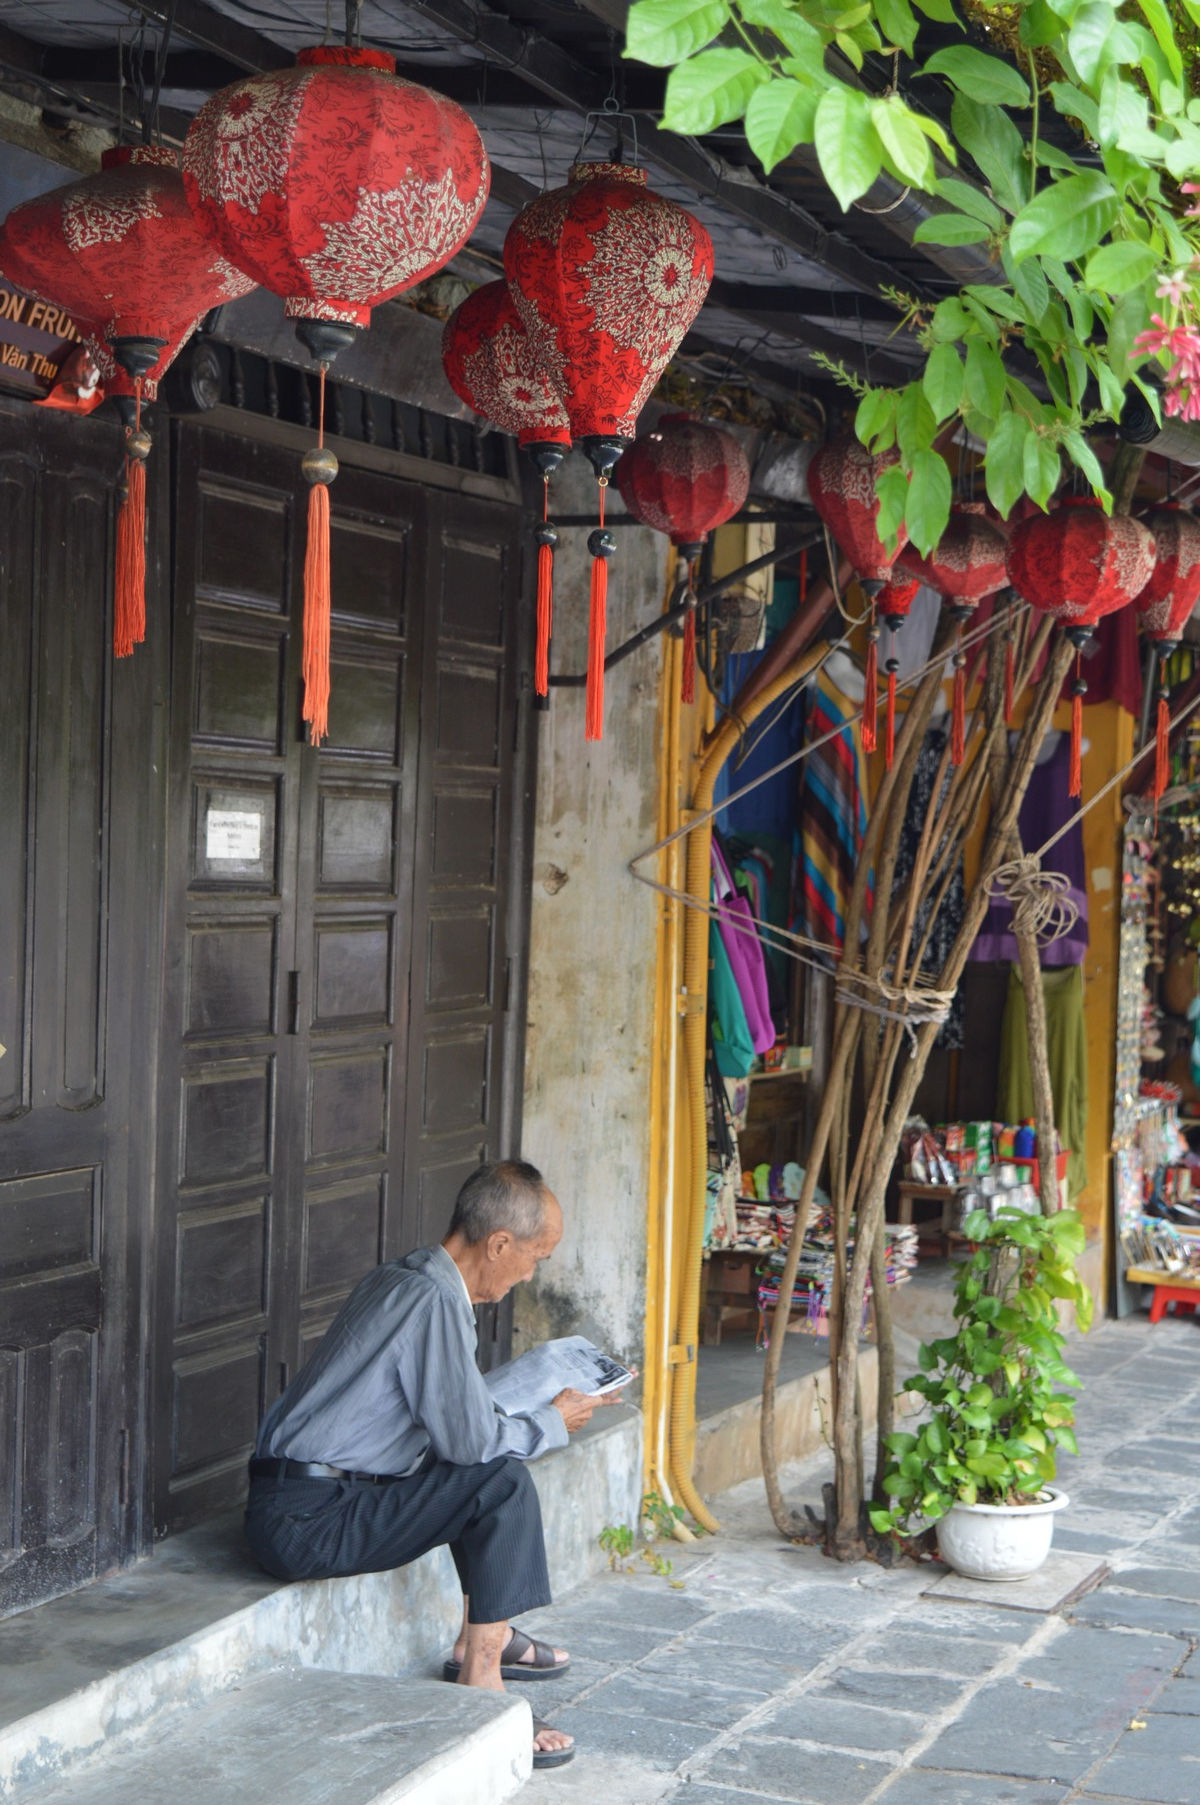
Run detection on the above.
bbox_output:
[450,1625,568,1668]
[533,1719,574,1757]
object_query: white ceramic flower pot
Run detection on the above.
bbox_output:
[935,1487,1069,1581]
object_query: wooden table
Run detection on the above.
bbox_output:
[895,1181,965,1256]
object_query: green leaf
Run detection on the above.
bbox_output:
[922,45,1030,107]
[1069,2,1137,84]
[1023,431,1061,509]
[1022,0,1069,46]
[814,87,883,208]
[936,177,1003,227]
[905,447,952,552]
[913,213,992,246]
[950,93,1026,213]
[923,343,964,421]
[744,76,820,171]
[897,381,936,454]
[918,1340,937,1372]
[883,1472,917,1499]
[739,0,826,58]
[662,48,770,134]
[856,387,897,450]
[964,284,1027,324]
[875,461,909,546]
[624,0,730,66]
[985,410,1031,516]
[1062,429,1112,504]
[874,0,919,52]
[871,96,936,189]
[1107,285,1152,378]
[913,0,960,19]
[1048,80,1100,138]
[1009,173,1118,264]
[966,1451,1010,1479]
[1085,240,1159,294]
[965,339,1006,421]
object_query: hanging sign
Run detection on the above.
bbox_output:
[0,277,81,394]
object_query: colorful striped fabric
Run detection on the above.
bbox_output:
[795,668,872,956]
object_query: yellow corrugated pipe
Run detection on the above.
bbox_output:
[667,644,831,1532]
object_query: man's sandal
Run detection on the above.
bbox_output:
[441,1626,570,1683]
[532,1718,575,1769]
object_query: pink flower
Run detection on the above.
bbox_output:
[1157,270,1191,307]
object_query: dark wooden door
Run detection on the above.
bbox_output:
[155,423,527,1531]
[0,401,163,1612]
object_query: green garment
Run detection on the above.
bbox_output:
[997,962,1088,1201]
[710,922,756,1079]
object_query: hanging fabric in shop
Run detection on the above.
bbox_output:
[997,962,1088,1199]
[710,918,756,1079]
[971,732,1089,965]
[795,665,872,957]
[712,839,776,1055]
[891,725,965,1049]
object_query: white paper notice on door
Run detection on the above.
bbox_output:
[206,808,262,862]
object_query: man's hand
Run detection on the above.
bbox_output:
[551,1387,623,1433]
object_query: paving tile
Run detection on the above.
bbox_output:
[532,1579,716,1633]
[666,1789,790,1805]
[1086,1711,1200,1803]
[874,1775,1069,1804]
[548,1702,717,1769]
[688,1606,860,1657]
[755,1694,923,1753]
[634,1638,824,1693]
[517,1615,678,1667]
[1148,1676,1200,1716]
[695,1738,893,1804]
[1109,1565,1200,1603]
[847,1629,1016,1679]
[812,1666,965,1714]
[900,1601,1045,1643]
[1068,1590,1200,1638]
[582,1668,769,1729]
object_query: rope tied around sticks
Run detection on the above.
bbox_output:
[987,855,1080,947]
[833,961,955,1057]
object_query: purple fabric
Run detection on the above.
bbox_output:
[971,733,1089,967]
[713,842,776,1052]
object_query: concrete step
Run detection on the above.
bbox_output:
[22,1669,532,1805]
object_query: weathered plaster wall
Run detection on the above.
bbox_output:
[517,455,671,1369]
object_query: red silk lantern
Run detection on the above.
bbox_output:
[504,162,714,739]
[615,414,750,704]
[900,503,1009,765]
[184,45,490,742]
[1008,499,1155,795]
[0,144,253,660]
[1135,506,1200,803]
[442,280,571,697]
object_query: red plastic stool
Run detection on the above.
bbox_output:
[1149,1286,1200,1323]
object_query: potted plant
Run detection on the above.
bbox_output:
[870,1203,1093,1581]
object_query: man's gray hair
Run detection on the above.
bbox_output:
[448,1160,550,1245]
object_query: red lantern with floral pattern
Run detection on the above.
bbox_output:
[504,161,713,739]
[0,144,253,659]
[183,45,490,742]
[442,279,571,697]
[615,414,749,703]
[1008,499,1155,794]
[1135,505,1200,802]
[900,503,1009,765]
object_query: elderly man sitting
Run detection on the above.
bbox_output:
[244,1159,614,1769]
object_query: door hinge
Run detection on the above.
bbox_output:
[503,956,513,1012]
[287,971,301,1035]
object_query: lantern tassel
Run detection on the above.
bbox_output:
[861,611,878,755]
[585,481,615,742]
[114,380,148,659]
[301,365,338,745]
[535,479,555,698]
[1068,651,1085,799]
[950,628,966,768]
[885,656,897,771]
[681,557,698,706]
[1004,630,1015,727]
[1154,677,1171,812]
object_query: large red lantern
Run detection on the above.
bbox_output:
[1135,505,1200,802]
[0,144,254,659]
[184,46,490,743]
[504,161,714,739]
[442,280,571,698]
[809,433,911,765]
[900,503,1009,766]
[1007,499,1155,794]
[615,415,750,704]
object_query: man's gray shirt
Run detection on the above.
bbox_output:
[256,1245,568,1472]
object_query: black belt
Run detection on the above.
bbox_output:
[249,1456,398,1485]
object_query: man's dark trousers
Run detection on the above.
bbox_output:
[245,1450,551,1624]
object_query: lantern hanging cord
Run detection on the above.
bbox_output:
[317,363,326,450]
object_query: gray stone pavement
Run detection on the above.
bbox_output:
[473,1312,1200,1805]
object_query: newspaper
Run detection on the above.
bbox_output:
[485,1335,634,1416]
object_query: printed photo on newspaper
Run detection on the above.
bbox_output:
[485,1335,635,1416]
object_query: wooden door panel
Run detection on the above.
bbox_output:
[179,1062,274,1188]
[185,920,278,1039]
[194,628,288,752]
[195,481,291,614]
[301,1175,385,1304]
[312,919,393,1026]
[0,453,35,1124]
[175,1199,269,1331]
[316,784,398,890]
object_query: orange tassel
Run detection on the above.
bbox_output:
[1069,685,1083,798]
[301,365,336,745]
[885,664,897,770]
[862,625,878,755]
[950,630,966,767]
[1155,690,1171,804]
[1004,632,1015,726]
[681,608,696,705]
[114,381,148,658]
[535,539,553,698]
[586,548,608,740]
